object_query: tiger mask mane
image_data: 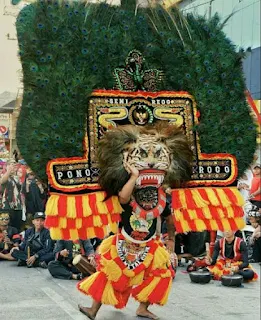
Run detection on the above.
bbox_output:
[98,122,193,197]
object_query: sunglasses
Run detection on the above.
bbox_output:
[0,218,10,221]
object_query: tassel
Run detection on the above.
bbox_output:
[184,189,196,209]
[195,219,206,231]
[215,189,231,207]
[70,229,79,240]
[102,260,122,282]
[191,189,209,208]
[45,194,59,216]
[112,196,123,213]
[205,189,220,206]
[67,196,76,218]
[96,192,108,213]
[75,196,84,218]
[129,271,144,286]
[82,195,92,217]
[101,282,119,306]
[210,220,218,230]
[134,277,161,302]
[201,206,212,219]
[152,246,170,270]
[87,227,96,238]
[59,217,67,229]
[50,228,62,239]
[179,189,187,208]
[171,189,183,209]
[160,276,172,305]
[76,218,82,229]
[58,195,67,217]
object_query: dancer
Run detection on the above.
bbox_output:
[77,123,192,320]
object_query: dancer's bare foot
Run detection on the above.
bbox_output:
[78,305,96,320]
[136,303,160,319]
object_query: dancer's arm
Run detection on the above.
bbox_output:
[165,215,175,253]
[118,163,139,204]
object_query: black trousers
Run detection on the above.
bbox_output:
[8,210,23,233]
[238,269,255,281]
[48,260,80,280]
[11,250,54,264]
[250,200,261,209]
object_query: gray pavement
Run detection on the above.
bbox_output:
[0,261,260,320]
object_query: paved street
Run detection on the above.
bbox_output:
[0,261,260,320]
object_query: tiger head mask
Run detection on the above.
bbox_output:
[98,122,193,204]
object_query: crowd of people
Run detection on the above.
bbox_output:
[0,159,260,283]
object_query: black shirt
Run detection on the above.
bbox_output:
[211,238,249,269]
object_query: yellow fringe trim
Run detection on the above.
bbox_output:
[152,246,170,270]
[82,195,92,217]
[102,259,122,282]
[205,189,220,206]
[101,282,118,306]
[160,278,172,305]
[216,189,231,208]
[129,271,145,286]
[231,189,245,206]
[45,195,59,216]
[50,228,62,239]
[67,196,76,218]
[79,271,100,292]
[136,277,161,302]
[99,236,114,255]
[191,189,209,208]
[195,219,206,231]
[179,190,187,208]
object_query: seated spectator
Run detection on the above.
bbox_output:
[48,239,99,280]
[11,212,53,268]
[0,210,20,260]
[206,231,258,281]
[248,208,261,262]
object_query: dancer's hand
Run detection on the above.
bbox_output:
[165,239,174,253]
[124,162,139,178]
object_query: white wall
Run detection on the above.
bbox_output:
[179,0,261,49]
[0,0,24,94]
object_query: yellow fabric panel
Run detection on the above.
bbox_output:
[173,209,182,221]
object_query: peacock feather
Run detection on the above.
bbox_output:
[16,0,256,182]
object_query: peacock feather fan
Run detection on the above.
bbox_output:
[16,0,256,182]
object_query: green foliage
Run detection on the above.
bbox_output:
[16,0,256,181]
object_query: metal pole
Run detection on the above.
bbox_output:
[209,0,215,19]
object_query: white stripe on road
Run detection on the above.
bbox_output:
[41,287,86,320]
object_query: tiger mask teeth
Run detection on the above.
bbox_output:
[135,170,165,187]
